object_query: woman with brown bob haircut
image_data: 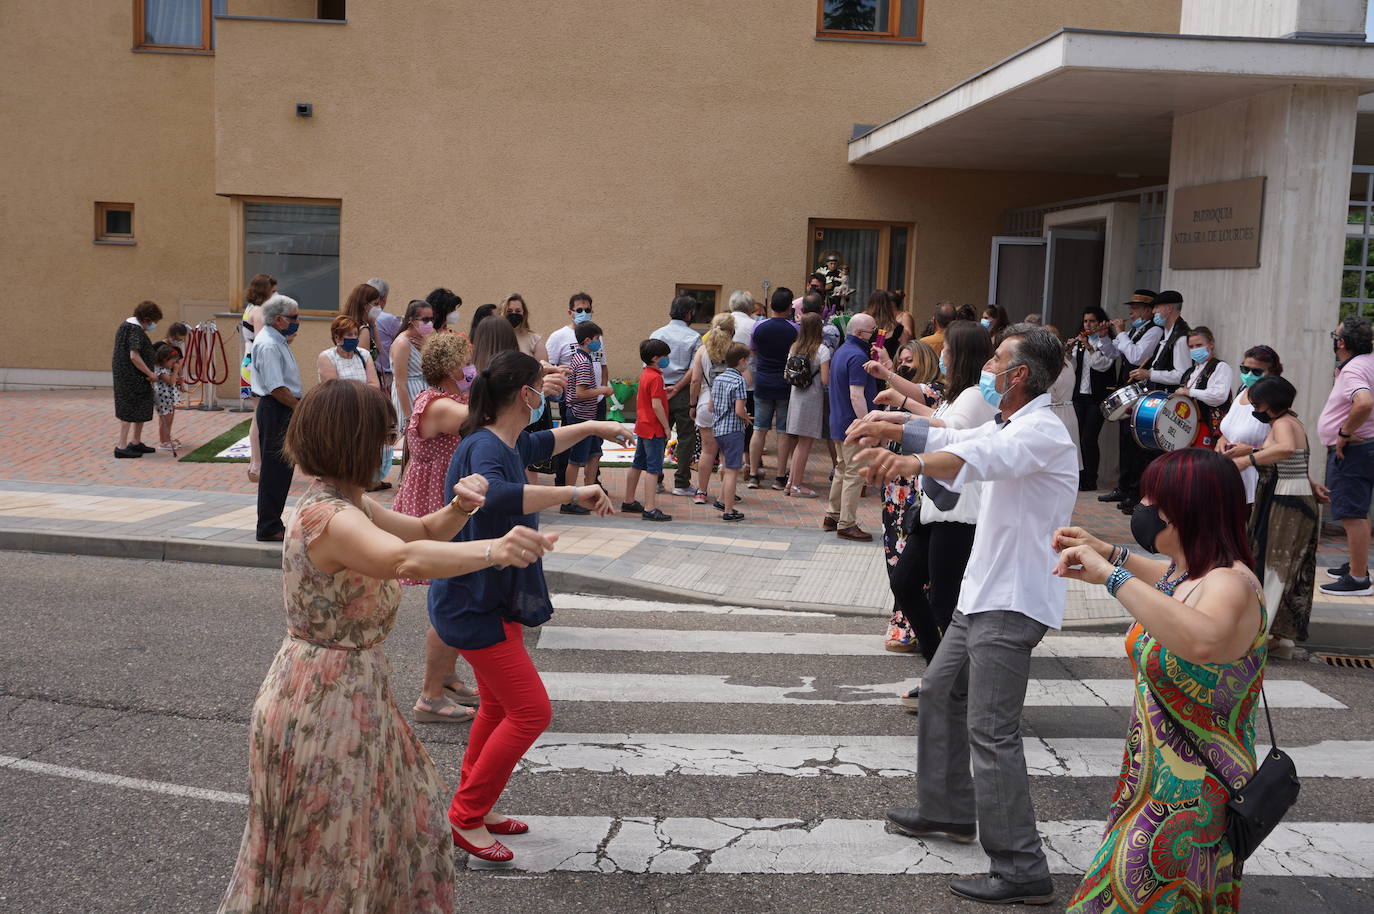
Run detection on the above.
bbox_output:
[219,379,557,913]
[340,282,382,363]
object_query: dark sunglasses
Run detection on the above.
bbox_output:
[1239,366,1263,376]
[573,307,593,314]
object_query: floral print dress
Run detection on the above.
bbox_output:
[1066,568,1266,914]
[219,483,455,914]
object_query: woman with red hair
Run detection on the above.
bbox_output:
[1052,448,1266,914]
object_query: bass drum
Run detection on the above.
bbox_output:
[1131,393,1201,452]
[1100,381,1149,421]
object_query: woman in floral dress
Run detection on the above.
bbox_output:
[1053,448,1267,913]
[393,332,481,724]
[219,379,557,914]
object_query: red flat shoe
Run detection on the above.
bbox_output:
[486,817,529,835]
[452,828,514,863]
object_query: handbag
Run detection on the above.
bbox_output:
[1144,676,1300,862]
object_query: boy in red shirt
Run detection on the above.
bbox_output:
[621,339,673,521]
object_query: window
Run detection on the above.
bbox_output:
[243,201,340,313]
[809,220,913,314]
[675,285,721,325]
[95,203,136,244]
[135,0,227,51]
[1343,167,1374,320]
[816,0,922,42]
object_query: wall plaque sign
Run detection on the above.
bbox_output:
[1168,176,1265,270]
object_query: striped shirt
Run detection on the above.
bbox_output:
[569,348,600,419]
[710,368,748,437]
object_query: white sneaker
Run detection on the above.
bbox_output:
[671,486,697,497]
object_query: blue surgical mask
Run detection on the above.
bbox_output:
[980,318,991,329]
[1189,347,1209,364]
[1152,313,1166,327]
[657,356,670,370]
[341,338,359,352]
[146,322,158,332]
[978,369,1007,407]
[573,311,593,324]
[373,444,394,485]
[1131,317,1146,329]
[588,339,603,353]
[938,355,948,376]
[1239,368,1261,388]
[528,390,547,425]
[286,320,300,336]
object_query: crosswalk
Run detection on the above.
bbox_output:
[472,593,1374,889]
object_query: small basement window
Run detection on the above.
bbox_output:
[96,203,136,244]
[675,284,721,325]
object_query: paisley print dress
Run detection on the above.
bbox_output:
[219,483,455,913]
[1067,568,1266,914]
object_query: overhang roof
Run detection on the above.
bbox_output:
[849,28,1374,175]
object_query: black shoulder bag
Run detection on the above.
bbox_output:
[1145,678,1300,862]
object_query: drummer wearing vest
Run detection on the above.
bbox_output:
[1093,290,1162,507]
[1116,290,1191,512]
[1177,326,1233,445]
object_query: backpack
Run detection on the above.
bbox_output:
[784,352,814,389]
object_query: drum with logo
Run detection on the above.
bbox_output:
[1100,381,1149,421]
[1131,393,1200,452]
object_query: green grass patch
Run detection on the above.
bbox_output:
[179,418,252,463]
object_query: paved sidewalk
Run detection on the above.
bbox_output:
[4,389,1374,627]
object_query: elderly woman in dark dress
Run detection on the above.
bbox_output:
[112,300,163,458]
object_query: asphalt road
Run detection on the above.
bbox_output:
[1,552,1372,913]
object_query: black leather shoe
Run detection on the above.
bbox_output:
[130,442,156,454]
[1096,488,1124,502]
[949,874,1055,906]
[885,808,976,843]
[1118,497,1138,517]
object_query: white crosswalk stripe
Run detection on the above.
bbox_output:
[550,595,833,618]
[540,671,1346,708]
[520,734,1374,780]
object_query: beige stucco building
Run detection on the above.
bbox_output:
[6,0,1374,457]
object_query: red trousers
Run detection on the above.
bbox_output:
[449,621,552,830]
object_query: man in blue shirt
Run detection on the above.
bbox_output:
[650,294,703,495]
[249,294,302,541]
[747,288,799,489]
[825,312,878,541]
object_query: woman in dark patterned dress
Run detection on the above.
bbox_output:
[1053,448,1267,913]
[111,300,162,459]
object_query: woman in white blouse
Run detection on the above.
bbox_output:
[317,315,380,386]
[1216,344,1283,504]
[870,320,995,704]
[1177,325,1234,425]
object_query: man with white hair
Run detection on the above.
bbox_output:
[251,294,302,541]
[366,277,401,395]
[823,311,879,541]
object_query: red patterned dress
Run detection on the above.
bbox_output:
[1067,567,1266,914]
[393,386,466,586]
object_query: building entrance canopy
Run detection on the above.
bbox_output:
[848,29,1374,175]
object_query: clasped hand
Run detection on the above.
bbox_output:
[492,525,560,568]
[1050,525,1114,585]
[451,474,488,514]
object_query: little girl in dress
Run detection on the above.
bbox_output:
[152,345,186,453]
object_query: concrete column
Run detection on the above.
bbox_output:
[1181,0,1367,40]
[1161,84,1359,473]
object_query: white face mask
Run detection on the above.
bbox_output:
[446,310,463,328]
[368,305,382,321]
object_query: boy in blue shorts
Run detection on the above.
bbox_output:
[621,339,673,522]
[711,342,752,521]
[561,320,612,515]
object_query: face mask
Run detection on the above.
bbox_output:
[980,318,991,329]
[1251,409,1274,424]
[1189,347,1209,364]
[1130,503,1168,554]
[368,305,382,321]
[1238,369,1261,388]
[373,444,395,485]
[573,311,593,324]
[146,322,158,332]
[1152,313,1166,327]
[938,355,948,376]
[896,365,914,380]
[527,389,547,425]
[341,338,359,353]
[587,339,603,353]
[447,310,463,328]
[978,369,1007,408]
[457,364,476,392]
[1334,337,1343,355]
[285,320,300,337]
[657,356,670,370]
[415,320,434,337]
[506,312,524,328]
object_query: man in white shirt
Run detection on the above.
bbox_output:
[846,324,1075,907]
[1177,326,1234,419]
[250,294,303,542]
[1129,290,1191,391]
[651,295,704,495]
[1092,291,1163,507]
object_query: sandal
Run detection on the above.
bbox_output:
[413,694,477,724]
[443,676,481,707]
[787,485,817,498]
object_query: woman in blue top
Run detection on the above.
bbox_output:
[430,350,631,864]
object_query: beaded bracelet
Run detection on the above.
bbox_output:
[1106,567,1135,598]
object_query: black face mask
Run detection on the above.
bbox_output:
[1252,409,1274,425]
[506,312,524,328]
[1131,503,1169,554]
[896,365,915,380]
